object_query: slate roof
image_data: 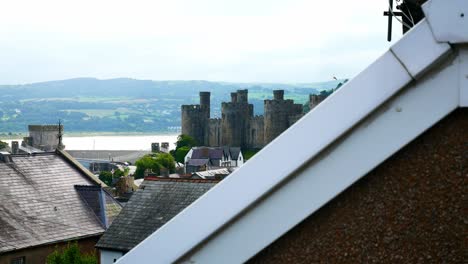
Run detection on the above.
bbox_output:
[96,178,217,252]
[187,158,210,166]
[191,147,223,160]
[0,152,122,253]
[75,185,122,228]
[227,147,241,160]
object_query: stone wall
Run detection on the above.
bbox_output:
[248,116,265,149]
[264,94,303,145]
[27,124,63,151]
[181,93,211,146]
[208,118,221,147]
[183,90,322,149]
[0,236,100,264]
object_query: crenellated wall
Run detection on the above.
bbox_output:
[181,89,325,149]
[27,124,64,151]
[263,93,303,145]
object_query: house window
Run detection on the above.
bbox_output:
[10,257,25,264]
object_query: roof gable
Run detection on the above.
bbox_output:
[0,153,120,253]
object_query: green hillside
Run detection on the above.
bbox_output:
[0,78,342,134]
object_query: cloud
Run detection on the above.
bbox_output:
[0,0,401,84]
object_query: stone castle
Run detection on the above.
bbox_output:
[182,90,326,149]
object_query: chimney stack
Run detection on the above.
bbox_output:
[11,141,19,154]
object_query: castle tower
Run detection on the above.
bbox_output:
[221,89,253,148]
[27,124,65,151]
[309,94,327,110]
[200,91,211,120]
[264,90,303,145]
[181,92,211,146]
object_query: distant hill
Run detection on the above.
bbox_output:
[0,78,342,134]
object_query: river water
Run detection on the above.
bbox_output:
[1,134,179,151]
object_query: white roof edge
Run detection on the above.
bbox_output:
[116,0,463,263]
[183,48,462,264]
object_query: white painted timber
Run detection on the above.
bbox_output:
[423,0,468,43]
[459,47,468,107]
[391,19,451,79]
[180,56,460,264]
[116,0,465,263]
[117,51,414,264]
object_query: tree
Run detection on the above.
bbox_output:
[174,146,190,164]
[154,153,176,173]
[176,134,197,149]
[135,153,176,179]
[0,140,8,150]
[46,242,97,264]
[98,171,113,186]
[172,134,197,163]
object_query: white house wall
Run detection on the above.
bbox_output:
[101,249,125,264]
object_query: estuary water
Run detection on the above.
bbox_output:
[2,134,179,151]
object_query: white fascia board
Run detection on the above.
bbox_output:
[460,47,468,107]
[117,50,412,264]
[391,19,451,79]
[181,55,460,264]
[116,8,458,264]
[423,0,468,44]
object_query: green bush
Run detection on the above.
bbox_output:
[135,153,176,179]
[46,242,97,264]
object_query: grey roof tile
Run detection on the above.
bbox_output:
[0,152,122,253]
[96,179,217,251]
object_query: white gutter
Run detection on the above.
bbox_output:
[117,0,466,263]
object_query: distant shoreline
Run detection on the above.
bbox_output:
[0,131,180,141]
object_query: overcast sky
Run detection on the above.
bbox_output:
[0,0,402,84]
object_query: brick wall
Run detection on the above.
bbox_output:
[0,236,100,264]
[249,108,467,263]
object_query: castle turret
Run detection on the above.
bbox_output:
[309,94,327,110]
[200,92,211,119]
[221,89,253,149]
[181,92,211,146]
[237,89,248,104]
[263,90,303,145]
[231,92,238,103]
[273,90,284,100]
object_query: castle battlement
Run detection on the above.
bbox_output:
[28,125,63,132]
[181,105,202,111]
[182,89,323,149]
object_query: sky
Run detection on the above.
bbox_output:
[0,0,402,84]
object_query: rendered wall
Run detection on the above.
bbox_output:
[101,249,125,264]
[249,108,467,263]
